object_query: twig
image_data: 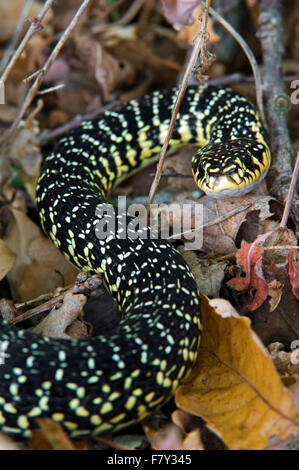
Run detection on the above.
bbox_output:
[111,0,146,25]
[25,98,44,122]
[280,152,299,228]
[137,0,155,32]
[208,73,299,86]
[258,0,295,202]
[0,0,55,84]
[0,0,33,75]
[150,171,192,178]
[37,84,65,95]
[0,0,92,148]
[92,0,146,33]
[263,245,299,250]
[167,203,251,241]
[206,3,266,126]
[12,274,102,325]
[106,0,125,17]
[146,0,212,210]
[38,70,298,146]
[15,285,72,310]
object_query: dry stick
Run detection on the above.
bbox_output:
[137,0,155,32]
[280,151,299,228]
[167,203,251,241]
[258,0,294,202]
[112,0,146,25]
[37,84,65,95]
[0,0,33,75]
[208,73,299,87]
[38,72,298,146]
[206,4,266,127]
[0,0,55,84]
[0,0,92,147]
[12,277,103,325]
[146,0,212,210]
[106,0,125,17]
[92,0,146,33]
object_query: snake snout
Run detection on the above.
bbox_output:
[191,139,271,198]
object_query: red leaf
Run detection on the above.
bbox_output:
[228,241,269,311]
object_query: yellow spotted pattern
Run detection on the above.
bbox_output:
[0,86,270,438]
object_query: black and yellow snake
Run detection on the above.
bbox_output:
[0,86,271,438]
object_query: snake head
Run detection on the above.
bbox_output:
[191,139,271,198]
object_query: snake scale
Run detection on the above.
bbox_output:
[0,86,271,438]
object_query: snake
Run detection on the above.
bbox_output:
[0,85,271,438]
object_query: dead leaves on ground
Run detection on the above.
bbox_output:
[226,228,299,346]
[0,0,41,43]
[30,419,77,451]
[228,231,299,311]
[0,206,78,301]
[161,1,220,44]
[0,0,298,452]
[175,295,299,450]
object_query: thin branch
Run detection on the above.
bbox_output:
[0,0,55,84]
[280,152,299,228]
[37,84,65,95]
[146,0,212,210]
[150,171,192,178]
[39,70,298,146]
[258,0,295,202]
[263,245,299,250]
[206,3,266,127]
[0,0,92,148]
[0,0,33,75]
[92,0,146,33]
[11,274,102,325]
[167,203,251,241]
[208,73,299,86]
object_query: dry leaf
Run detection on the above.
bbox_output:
[7,116,42,201]
[179,247,227,297]
[147,423,185,450]
[33,419,76,450]
[2,207,78,301]
[268,278,283,312]
[227,229,299,343]
[0,432,24,450]
[289,377,299,414]
[0,239,15,281]
[0,0,41,42]
[176,295,299,449]
[172,408,225,449]
[181,428,204,450]
[32,292,87,339]
[196,194,276,255]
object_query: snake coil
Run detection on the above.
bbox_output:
[0,86,270,437]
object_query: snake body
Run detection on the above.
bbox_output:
[0,86,270,438]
